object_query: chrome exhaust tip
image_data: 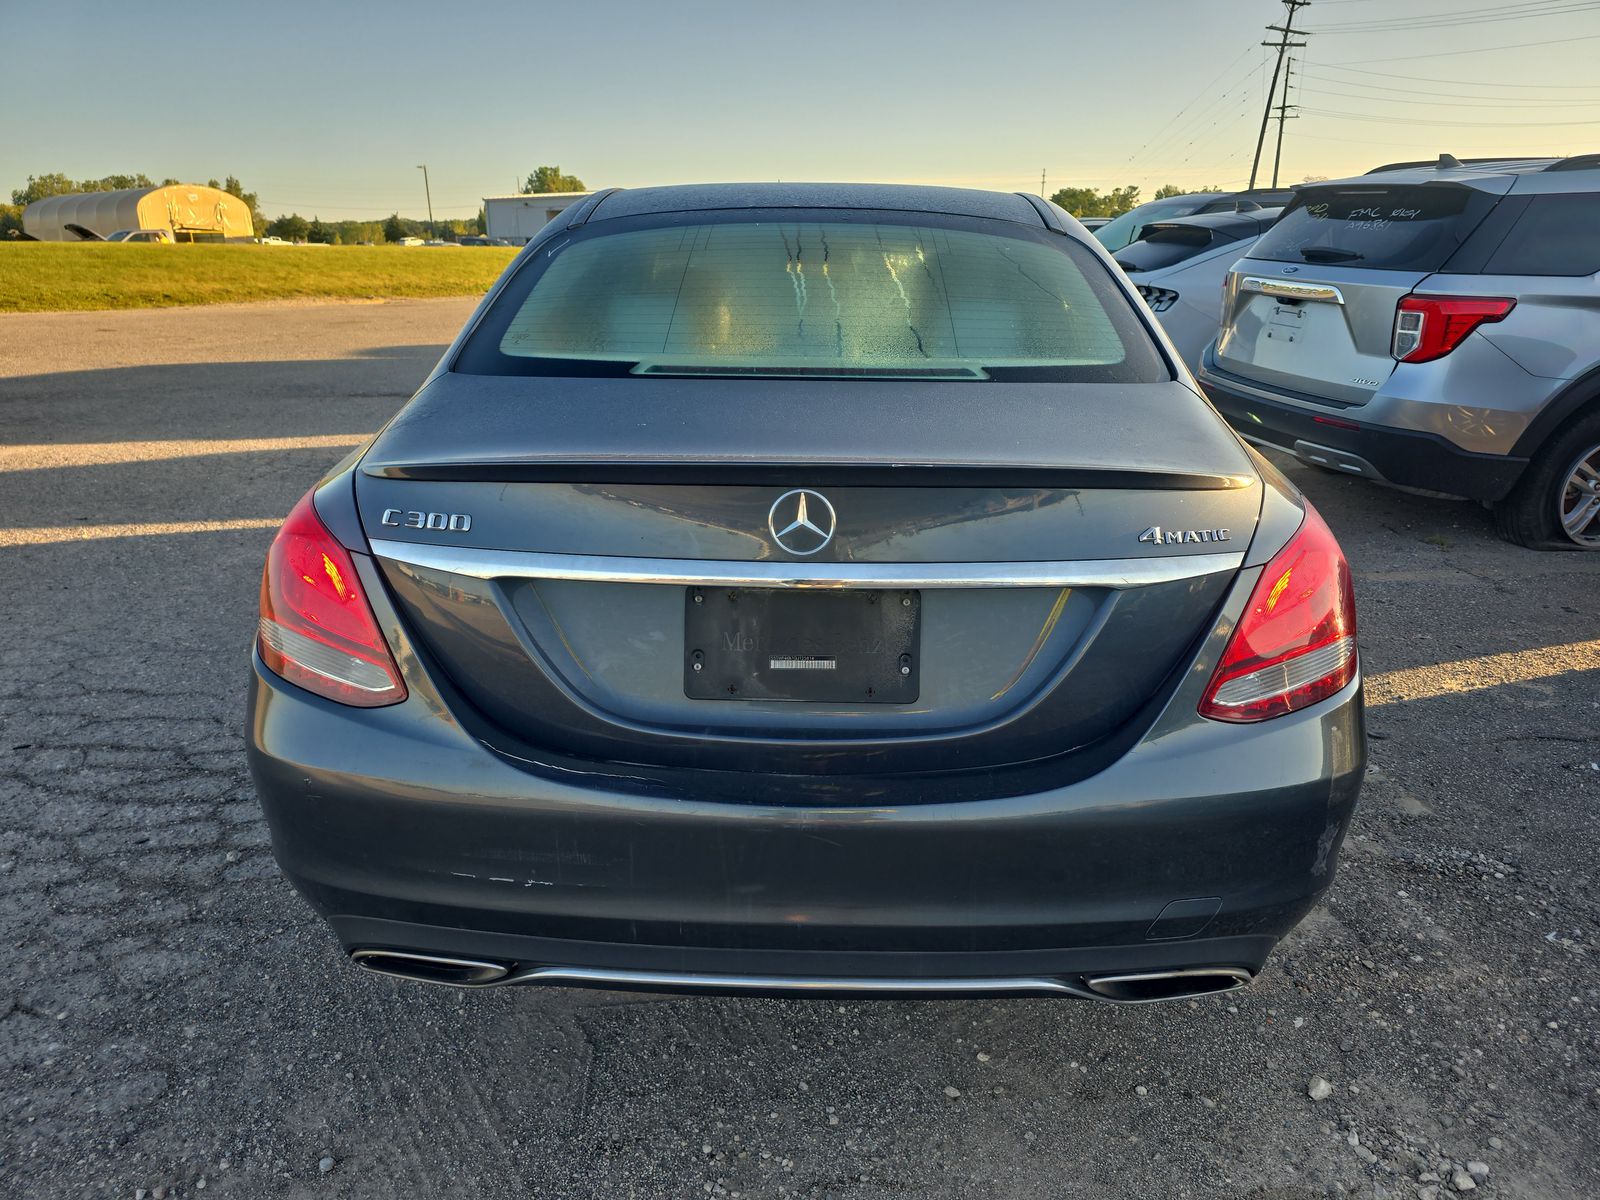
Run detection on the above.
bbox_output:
[1082,967,1253,1004]
[349,949,511,987]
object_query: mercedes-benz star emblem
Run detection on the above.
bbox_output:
[768,489,836,556]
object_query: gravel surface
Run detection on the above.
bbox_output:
[2,299,1596,1198]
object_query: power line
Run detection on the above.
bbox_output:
[1310,0,1600,32]
[1160,63,1268,170]
[1299,81,1600,107]
[1315,0,1588,21]
[1124,62,1265,179]
[1299,105,1600,126]
[257,198,483,213]
[1294,128,1581,151]
[1316,62,1600,88]
[1332,30,1600,64]
[1123,46,1259,166]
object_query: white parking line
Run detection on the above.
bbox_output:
[1368,639,1600,707]
[0,435,367,472]
[0,518,284,547]
[5,505,1595,716]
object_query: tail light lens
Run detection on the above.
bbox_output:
[1199,502,1357,723]
[1392,294,1514,364]
[257,491,406,707]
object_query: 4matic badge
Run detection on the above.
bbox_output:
[1138,525,1231,546]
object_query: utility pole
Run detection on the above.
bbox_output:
[1271,56,1299,188]
[1041,168,1047,199]
[416,164,435,239]
[1250,0,1310,190]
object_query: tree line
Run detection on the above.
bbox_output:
[5,169,1214,241]
[2,172,264,240]
[3,166,588,243]
[263,167,587,243]
[1049,183,1225,218]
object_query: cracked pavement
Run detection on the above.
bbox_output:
[1,298,1596,1198]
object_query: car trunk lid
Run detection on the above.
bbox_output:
[355,374,1261,779]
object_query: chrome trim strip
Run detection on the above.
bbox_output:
[1240,276,1345,304]
[369,540,1243,590]
[347,953,1256,1004]
[504,966,1100,998]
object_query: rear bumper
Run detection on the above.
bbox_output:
[1198,355,1527,501]
[247,636,1366,994]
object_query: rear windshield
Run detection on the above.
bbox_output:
[1092,198,1210,253]
[1249,184,1495,271]
[455,210,1168,383]
[1199,190,1295,213]
[1114,223,1240,273]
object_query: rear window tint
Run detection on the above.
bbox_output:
[1249,184,1494,271]
[1200,190,1295,213]
[1483,193,1600,276]
[456,210,1169,383]
[1091,198,1210,253]
[1115,224,1238,273]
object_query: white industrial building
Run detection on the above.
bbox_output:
[483,191,594,244]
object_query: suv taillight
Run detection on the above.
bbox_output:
[1392,294,1514,364]
[257,491,406,707]
[1199,502,1357,723]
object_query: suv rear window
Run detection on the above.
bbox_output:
[1483,193,1600,276]
[456,210,1169,383]
[1249,184,1495,272]
[1091,198,1211,253]
[1114,223,1241,273]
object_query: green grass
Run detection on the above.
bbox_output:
[0,242,518,313]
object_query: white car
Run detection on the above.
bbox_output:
[106,229,175,244]
[1113,208,1283,372]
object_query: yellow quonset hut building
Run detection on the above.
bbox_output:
[23,184,256,242]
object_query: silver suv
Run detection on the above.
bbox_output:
[1115,207,1284,371]
[1197,154,1600,549]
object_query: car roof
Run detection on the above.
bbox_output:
[1138,187,1294,206]
[583,182,1048,226]
[1143,208,1283,236]
[1346,153,1600,186]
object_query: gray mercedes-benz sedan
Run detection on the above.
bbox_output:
[248,183,1365,1004]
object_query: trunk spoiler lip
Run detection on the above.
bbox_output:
[360,458,1256,492]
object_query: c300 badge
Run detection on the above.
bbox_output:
[1138,526,1231,546]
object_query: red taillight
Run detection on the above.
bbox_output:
[1199,502,1357,723]
[1392,294,1514,364]
[257,491,406,707]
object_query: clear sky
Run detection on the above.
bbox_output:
[6,0,1600,219]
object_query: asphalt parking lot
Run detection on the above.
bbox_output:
[2,298,1596,1199]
